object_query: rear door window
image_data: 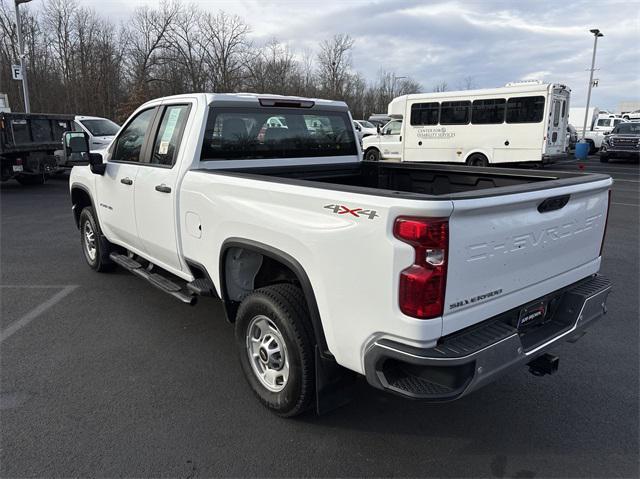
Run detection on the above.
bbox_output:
[201,107,357,161]
[150,105,190,166]
[506,96,545,123]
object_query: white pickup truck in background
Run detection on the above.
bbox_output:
[569,107,627,154]
[66,93,612,417]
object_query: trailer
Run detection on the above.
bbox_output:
[0,112,74,185]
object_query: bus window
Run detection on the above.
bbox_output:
[410,102,439,126]
[553,101,561,127]
[471,98,505,124]
[440,101,470,125]
[506,96,545,123]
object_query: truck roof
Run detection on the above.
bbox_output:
[140,93,349,110]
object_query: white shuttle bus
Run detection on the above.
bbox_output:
[362,81,570,165]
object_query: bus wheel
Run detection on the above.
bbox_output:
[466,154,489,167]
[365,149,380,162]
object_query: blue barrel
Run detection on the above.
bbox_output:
[575,141,590,160]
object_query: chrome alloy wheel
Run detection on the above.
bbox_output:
[246,315,290,392]
[83,220,97,262]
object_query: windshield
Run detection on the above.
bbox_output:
[614,123,640,134]
[201,107,357,161]
[79,119,120,137]
[358,121,375,129]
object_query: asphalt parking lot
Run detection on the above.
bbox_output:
[1,157,638,478]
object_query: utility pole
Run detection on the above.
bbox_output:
[14,0,33,113]
[581,28,604,140]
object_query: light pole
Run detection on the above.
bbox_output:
[14,0,33,113]
[580,28,604,141]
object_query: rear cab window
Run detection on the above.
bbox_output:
[200,107,357,161]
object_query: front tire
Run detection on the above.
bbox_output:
[79,207,115,272]
[235,284,315,417]
[466,153,489,167]
[364,148,380,162]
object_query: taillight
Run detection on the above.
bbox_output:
[600,189,611,256]
[15,158,22,165]
[394,217,449,319]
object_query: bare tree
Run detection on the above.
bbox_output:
[200,11,250,92]
[458,75,476,90]
[432,81,448,92]
[316,33,354,99]
[125,2,179,102]
[0,2,425,122]
[167,4,208,92]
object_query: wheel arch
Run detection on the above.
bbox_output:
[464,149,491,164]
[70,183,94,228]
[219,238,330,356]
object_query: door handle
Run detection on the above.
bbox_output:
[120,177,133,185]
[155,184,171,193]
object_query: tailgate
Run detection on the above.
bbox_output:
[443,177,611,335]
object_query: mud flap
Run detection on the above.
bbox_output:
[315,346,358,415]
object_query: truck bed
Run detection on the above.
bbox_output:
[208,161,610,200]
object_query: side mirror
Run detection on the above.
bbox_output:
[64,131,89,154]
[376,124,381,134]
[604,131,610,135]
[63,131,90,166]
[355,124,361,131]
[89,153,106,175]
[63,131,105,174]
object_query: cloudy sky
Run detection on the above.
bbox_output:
[55,0,640,110]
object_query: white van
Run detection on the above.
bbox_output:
[363,82,570,165]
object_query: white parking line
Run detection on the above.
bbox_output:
[0,285,78,344]
[612,202,639,207]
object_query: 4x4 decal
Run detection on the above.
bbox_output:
[323,204,379,220]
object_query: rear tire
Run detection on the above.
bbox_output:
[235,284,315,417]
[586,140,597,155]
[364,148,380,162]
[79,206,115,272]
[466,154,489,167]
[16,173,46,186]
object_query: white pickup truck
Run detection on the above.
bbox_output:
[67,93,613,417]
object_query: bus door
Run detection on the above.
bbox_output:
[545,91,569,156]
